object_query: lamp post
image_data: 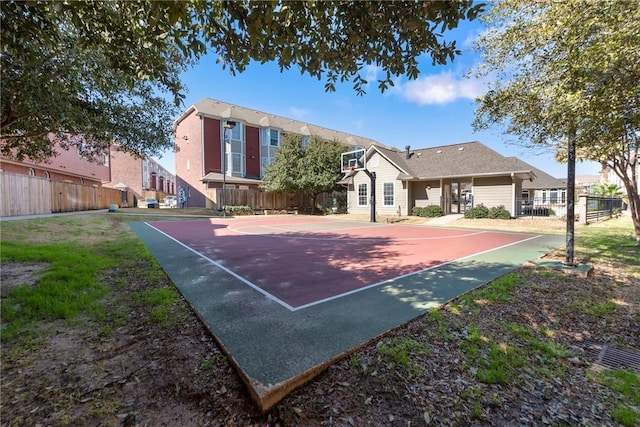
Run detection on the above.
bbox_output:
[222,121,236,218]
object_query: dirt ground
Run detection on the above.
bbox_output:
[1,214,638,426]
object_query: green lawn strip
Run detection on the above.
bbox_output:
[576,217,640,273]
[0,233,165,344]
[593,369,640,427]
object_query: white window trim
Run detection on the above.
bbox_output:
[383,182,395,206]
[358,183,368,207]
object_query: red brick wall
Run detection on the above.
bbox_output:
[176,111,208,207]
[103,147,144,198]
[0,141,108,186]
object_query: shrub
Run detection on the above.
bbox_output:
[488,205,512,219]
[464,204,489,219]
[225,205,253,214]
[412,205,445,218]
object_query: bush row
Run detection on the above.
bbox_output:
[412,205,445,218]
[464,204,512,219]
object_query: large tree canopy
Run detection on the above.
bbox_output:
[473,0,640,245]
[1,0,484,162]
[262,135,345,212]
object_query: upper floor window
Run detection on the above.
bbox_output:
[302,135,311,149]
[261,128,280,147]
[270,129,280,147]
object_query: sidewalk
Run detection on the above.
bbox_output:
[426,213,464,225]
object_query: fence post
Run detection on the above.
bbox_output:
[578,195,588,224]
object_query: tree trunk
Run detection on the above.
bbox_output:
[565,136,576,265]
[622,176,640,245]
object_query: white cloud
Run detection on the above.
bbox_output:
[395,71,489,106]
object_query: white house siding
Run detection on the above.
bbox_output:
[347,152,407,216]
[473,176,516,215]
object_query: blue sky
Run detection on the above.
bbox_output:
[154,17,601,179]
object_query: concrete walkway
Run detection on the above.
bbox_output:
[426,213,464,225]
[130,221,564,411]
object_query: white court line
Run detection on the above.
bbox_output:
[144,222,297,311]
[147,222,541,312]
[290,234,543,311]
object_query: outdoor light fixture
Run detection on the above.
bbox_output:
[222,121,236,218]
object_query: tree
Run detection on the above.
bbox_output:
[262,135,346,213]
[592,182,624,199]
[299,137,347,212]
[472,0,640,250]
[2,1,484,162]
[261,134,305,194]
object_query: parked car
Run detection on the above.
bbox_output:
[163,195,178,208]
[145,198,159,208]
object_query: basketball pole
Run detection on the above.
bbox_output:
[363,169,376,223]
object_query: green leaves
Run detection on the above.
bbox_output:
[2,0,485,162]
[262,135,346,207]
[473,0,640,243]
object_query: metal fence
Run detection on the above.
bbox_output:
[515,198,566,218]
[583,196,624,223]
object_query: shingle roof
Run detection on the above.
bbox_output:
[371,142,535,180]
[175,98,383,149]
[506,157,567,189]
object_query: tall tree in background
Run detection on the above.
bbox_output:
[261,134,305,195]
[262,135,345,213]
[299,137,347,213]
[473,0,640,251]
[1,0,484,162]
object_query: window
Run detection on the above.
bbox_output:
[550,189,558,204]
[77,143,87,157]
[383,182,394,206]
[301,135,310,149]
[224,122,245,176]
[358,183,368,206]
[260,128,280,176]
[28,168,35,176]
[231,153,242,174]
[270,129,280,147]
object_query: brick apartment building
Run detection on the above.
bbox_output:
[103,144,176,202]
[1,140,175,204]
[0,142,110,186]
[173,98,380,208]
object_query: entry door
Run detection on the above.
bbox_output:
[442,180,452,214]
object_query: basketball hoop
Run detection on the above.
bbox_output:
[349,166,355,172]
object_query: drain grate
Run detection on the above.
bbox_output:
[583,342,640,373]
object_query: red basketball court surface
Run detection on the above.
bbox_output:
[131,216,564,410]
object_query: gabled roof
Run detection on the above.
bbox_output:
[368,141,535,180]
[506,157,567,190]
[174,98,383,149]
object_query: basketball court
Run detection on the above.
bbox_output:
[131,216,564,410]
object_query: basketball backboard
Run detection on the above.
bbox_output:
[341,148,366,173]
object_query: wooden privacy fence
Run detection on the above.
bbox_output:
[205,188,339,212]
[0,172,51,217]
[1,171,133,217]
